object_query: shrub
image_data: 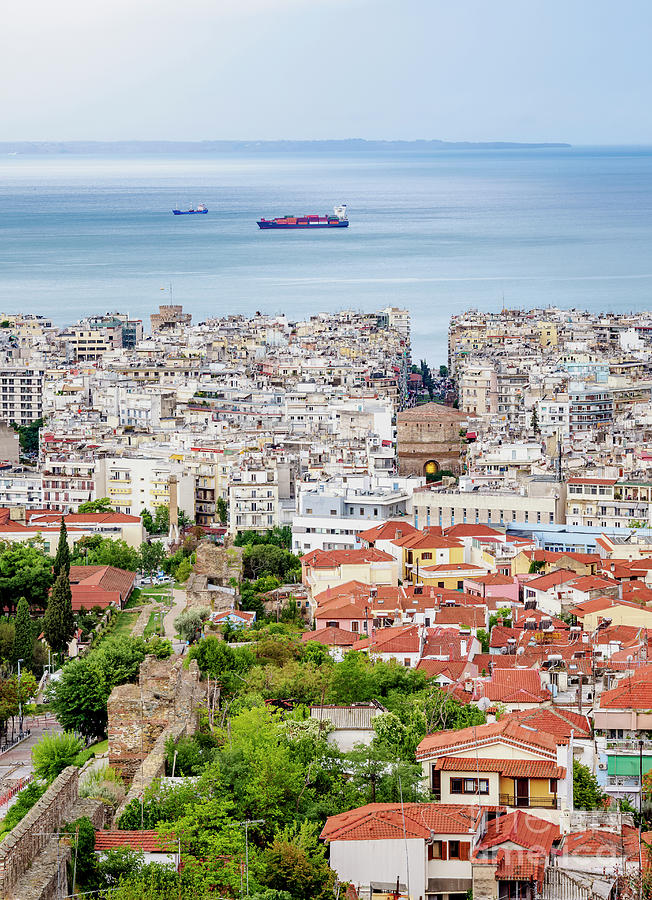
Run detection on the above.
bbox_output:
[32,732,84,782]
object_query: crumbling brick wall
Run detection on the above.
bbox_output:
[0,766,79,898]
[108,655,203,783]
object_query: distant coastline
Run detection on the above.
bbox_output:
[0,138,571,155]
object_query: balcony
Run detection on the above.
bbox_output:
[499,794,558,809]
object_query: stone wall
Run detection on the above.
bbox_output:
[0,766,79,898]
[131,603,158,637]
[114,721,186,823]
[108,655,203,782]
[396,402,467,476]
[185,542,243,612]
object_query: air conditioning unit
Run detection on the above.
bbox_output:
[598,763,607,770]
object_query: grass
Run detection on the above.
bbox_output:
[91,739,109,755]
[143,608,164,639]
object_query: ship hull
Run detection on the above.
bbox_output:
[257,220,348,229]
[173,209,208,215]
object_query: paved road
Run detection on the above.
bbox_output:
[0,716,61,812]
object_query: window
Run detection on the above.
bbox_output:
[464,779,476,793]
[351,621,359,633]
[330,509,336,516]
[403,657,411,667]
[450,778,463,794]
[427,841,443,860]
[549,778,557,794]
[448,840,461,859]
[326,621,338,628]
[422,552,432,560]
[479,779,489,794]
[457,580,464,590]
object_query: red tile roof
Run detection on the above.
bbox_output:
[445,524,504,538]
[525,569,578,591]
[301,626,359,647]
[302,548,394,569]
[508,708,591,741]
[416,717,558,760]
[94,830,176,852]
[357,520,418,544]
[321,803,483,842]
[435,757,565,779]
[477,810,559,855]
[599,675,652,709]
[495,849,546,885]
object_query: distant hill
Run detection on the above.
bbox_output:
[0,139,571,155]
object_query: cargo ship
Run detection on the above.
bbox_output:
[172,204,208,215]
[257,205,348,229]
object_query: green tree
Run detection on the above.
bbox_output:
[13,418,43,455]
[260,822,336,900]
[78,497,114,513]
[530,409,540,434]
[528,559,546,574]
[32,732,84,782]
[43,571,75,653]
[48,656,109,738]
[242,544,301,581]
[174,608,209,643]
[573,759,607,810]
[476,628,490,654]
[71,536,140,571]
[154,505,170,534]
[62,816,97,890]
[235,527,292,550]
[0,540,54,611]
[93,635,148,687]
[139,541,166,577]
[140,508,155,533]
[53,518,71,577]
[13,596,33,669]
[216,498,228,526]
[439,364,448,377]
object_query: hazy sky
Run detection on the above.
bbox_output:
[3,0,651,143]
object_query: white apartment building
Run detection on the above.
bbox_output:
[95,456,195,519]
[458,364,497,417]
[412,476,566,530]
[0,367,44,426]
[0,468,43,508]
[292,479,411,553]
[566,477,652,529]
[228,463,293,534]
[535,395,570,438]
[469,442,543,481]
[42,455,96,510]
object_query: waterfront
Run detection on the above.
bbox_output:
[2,145,652,360]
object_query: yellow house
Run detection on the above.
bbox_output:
[301,548,399,596]
[417,718,571,826]
[391,531,464,584]
[419,562,489,591]
[571,596,652,631]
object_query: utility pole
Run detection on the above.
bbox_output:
[234,819,265,897]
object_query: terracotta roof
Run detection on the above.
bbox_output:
[477,809,559,855]
[302,548,394,569]
[562,827,639,858]
[416,717,558,760]
[416,659,471,681]
[435,757,565,779]
[321,802,481,842]
[301,626,359,647]
[434,607,486,628]
[525,569,578,591]
[445,524,504,539]
[94,830,176,852]
[369,625,420,654]
[567,477,617,486]
[495,849,546,885]
[508,707,591,741]
[600,675,652,709]
[357,520,418,543]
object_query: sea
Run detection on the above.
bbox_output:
[1,145,652,363]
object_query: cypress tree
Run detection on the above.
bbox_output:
[44,572,75,653]
[13,596,33,670]
[53,518,70,577]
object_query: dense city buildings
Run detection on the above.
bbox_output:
[4,302,652,898]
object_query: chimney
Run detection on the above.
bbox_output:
[9,506,26,524]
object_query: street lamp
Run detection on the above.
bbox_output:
[17,658,23,739]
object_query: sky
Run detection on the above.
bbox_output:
[3,0,652,143]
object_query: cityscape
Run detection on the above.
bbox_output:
[0,302,647,898]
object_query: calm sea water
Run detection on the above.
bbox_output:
[1,146,652,363]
